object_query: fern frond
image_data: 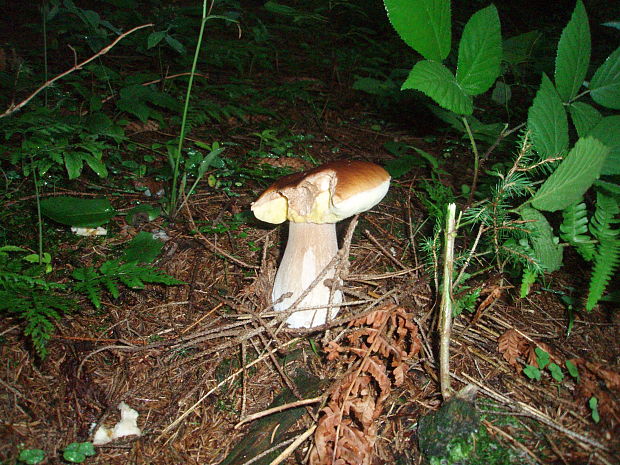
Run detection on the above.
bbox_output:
[585,192,619,310]
[0,289,75,358]
[560,201,595,261]
[0,272,52,289]
[73,260,183,309]
[590,192,620,242]
[520,268,538,298]
[586,238,620,311]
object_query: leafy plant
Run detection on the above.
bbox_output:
[589,396,600,423]
[18,448,45,465]
[166,0,238,218]
[1,108,117,180]
[63,442,96,463]
[0,247,74,358]
[73,259,183,310]
[383,0,619,311]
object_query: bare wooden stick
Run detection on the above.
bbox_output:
[234,397,322,429]
[1,23,153,118]
[267,424,317,465]
[439,203,457,400]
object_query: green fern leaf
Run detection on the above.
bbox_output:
[0,288,74,358]
[586,192,619,310]
[560,201,595,261]
[520,268,538,298]
[590,192,620,241]
[72,266,102,308]
[587,239,619,311]
[73,260,183,309]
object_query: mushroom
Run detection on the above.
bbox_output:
[251,160,390,328]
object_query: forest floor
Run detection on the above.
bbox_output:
[1,2,619,464]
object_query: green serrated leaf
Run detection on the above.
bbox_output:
[532,137,609,212]
[385,154,419,178]
[555,0,590,102]
[456,5,502,96]
[590,46,620,109]
[384,0,451,61]
[528,73,569,158]
[82,153,108,178]
[520,207,563,272]
[588,115,620,175]
[122,232,164,264]
[502,30,541,67]
[147,31,166,49]
[64,152,84,180]
[569,102,602,137]
[165,35,186,54]
[403,60,472,115]
[40,197,117,227]
[491,81,512,104]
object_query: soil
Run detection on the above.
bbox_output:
[1,2,619,465]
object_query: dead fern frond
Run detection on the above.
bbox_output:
[311,304,421,465]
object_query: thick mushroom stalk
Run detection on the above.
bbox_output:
[272,222,341,328]
[252,160,390,329]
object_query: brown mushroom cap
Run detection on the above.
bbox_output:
[251,160,391,224]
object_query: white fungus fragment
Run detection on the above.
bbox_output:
[92,402,141,445]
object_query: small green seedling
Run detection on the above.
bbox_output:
[63,442,96,463]
[23,252,53,273]
[18,448,45,464]
[548,363,564,382]
[565,360,579,380]
[524,348,566,383]
[589,397,600,423]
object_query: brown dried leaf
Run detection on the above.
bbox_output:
[393,364,405,386]
[584,362,620,391]
[258,157,313,171]
[498,329,527,369]
[479,287,501,311]
[325,341,345,361]
[311,404,374,465]
[361,356,391,401]
[312,305,421,465]
[349,396,376,429]
[526,345,538,367]
[124,119,160,133]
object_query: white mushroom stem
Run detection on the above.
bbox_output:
[272,222,342,328]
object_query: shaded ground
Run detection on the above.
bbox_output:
[1,2,619,465]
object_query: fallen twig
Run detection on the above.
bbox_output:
[235,397,323,429]
[1,24,153,118]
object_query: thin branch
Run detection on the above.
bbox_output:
[0,23,154,118]
[235,397,322,429]
[267,424,317,465]
[439,203,457,400]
